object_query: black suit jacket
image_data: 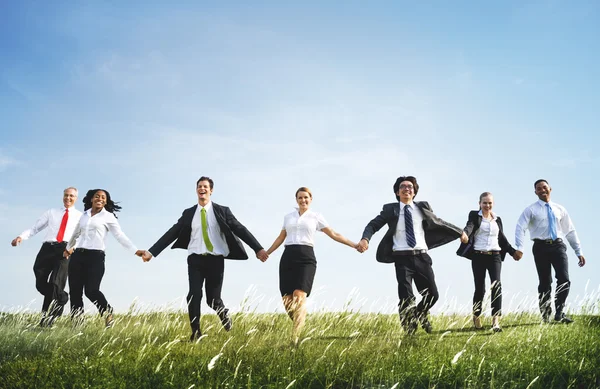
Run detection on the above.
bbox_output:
[362,201,463,263]
[456,210,516,261]
[148,203,263,260]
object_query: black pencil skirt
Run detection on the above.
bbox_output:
[279,244,317,297]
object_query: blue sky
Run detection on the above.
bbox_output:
[1,1,598,317]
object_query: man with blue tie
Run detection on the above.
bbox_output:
[514,179,586,324]
[357,176,468,334]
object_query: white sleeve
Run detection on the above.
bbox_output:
[560,209,582,257]
[316,213,329,231]
[514,207,531,252]
[19,210,51,240]
[66,221,82,251]
[107,214,138,254]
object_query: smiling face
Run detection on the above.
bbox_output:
[63,188,78,209]
[479,194,494,214]
[196,180,213,206]
[535,181,552,202]
[91,190,107,212]
[296,191,312,211]
[396,180,415,204]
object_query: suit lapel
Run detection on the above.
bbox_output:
[184,205,198,226]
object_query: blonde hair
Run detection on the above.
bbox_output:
[295,187,312,199]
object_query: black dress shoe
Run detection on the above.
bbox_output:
[420,316,433,334]
[402,319,418,335]
[218,308,232,331]
[554,313,574,324]
[190,331,202,342]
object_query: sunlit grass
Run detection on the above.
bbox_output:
[0,308,599,388]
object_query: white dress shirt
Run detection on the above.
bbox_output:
[188,202,229,256]
[66,208,137,253]
[282,209,328,247]
[473,210,502,251]
[393,202,428,251]
[19,207,83,243]
[515,200,583,256]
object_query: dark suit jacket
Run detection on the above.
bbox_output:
[148,203,263,260]
[362,201,463,263]
[456,210,516,261]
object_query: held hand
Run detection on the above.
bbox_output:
[578,255,586,267]
[357,239,369,253]
[460,232,468,244]
[256,249,269,262]
[141,251,153,262]
[63,249,73,259]
[513,250,523,261]
[135,250,145,257]
[11,237,22,247]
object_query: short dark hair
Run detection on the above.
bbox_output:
[82,189,121,217]
[393,176,419,201]
[534,179,549,188]
[197,176,214,190]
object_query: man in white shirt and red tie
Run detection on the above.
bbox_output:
[514,179,586,324]
[11,187,83,327]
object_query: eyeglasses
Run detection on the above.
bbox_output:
[399,184,414,190]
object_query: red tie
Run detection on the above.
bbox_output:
[56,209,69,242]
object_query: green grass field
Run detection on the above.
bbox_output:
[0,311,598,389]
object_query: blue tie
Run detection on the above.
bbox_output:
[405,204,416,248]
[546,203,557,241]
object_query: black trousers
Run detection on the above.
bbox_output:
[33,242,69,316]
[471,253,502,317]
[187,254,226,333]
[68,249,111,316]
[394,253,439,321]
[532,241,570,316]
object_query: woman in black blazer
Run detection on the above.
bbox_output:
[457,192,518,332]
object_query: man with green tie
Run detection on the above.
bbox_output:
[139,176,268,341]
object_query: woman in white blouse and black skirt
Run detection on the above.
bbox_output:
[265,187,357,344]
[457,192,517,332]
[64,189,141,327]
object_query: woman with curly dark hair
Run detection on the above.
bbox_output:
[65,189,142,327]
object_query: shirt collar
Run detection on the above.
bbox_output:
[399,201,414,210]
[199,201,212,211]
[85,208,106,216]
[478,209,497,220]
[537,199,552,207]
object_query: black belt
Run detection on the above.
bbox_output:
[191,253,224,258]
[533,238,563,245]
[45,241,66,246]
[474,250,501,255]
[393,249,427,256]
[74,248,104,253]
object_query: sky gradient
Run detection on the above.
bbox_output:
[1,1,598,317]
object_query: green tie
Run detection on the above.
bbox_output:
[201,207,214,252]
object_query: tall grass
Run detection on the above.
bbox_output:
[0,310,598,388]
